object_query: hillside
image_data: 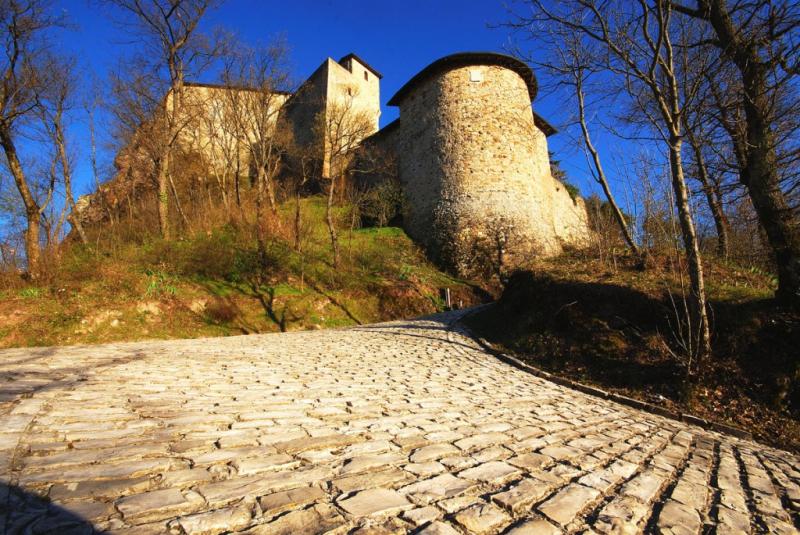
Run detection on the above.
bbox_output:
[0,196,488,348]
[4,189,798,452]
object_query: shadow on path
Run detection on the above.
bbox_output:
[1,480,100,534]
[0,352,144,404]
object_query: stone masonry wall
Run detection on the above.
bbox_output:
[179,84,288,175]
[328,57,381,133]
[277,64,329,160]
[392,64,590,276]
[279,58,380,178]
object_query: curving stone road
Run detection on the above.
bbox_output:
[0,310,798,534]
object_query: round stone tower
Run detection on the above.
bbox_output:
[385,52,590,276]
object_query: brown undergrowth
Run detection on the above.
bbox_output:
[465,251,800,452]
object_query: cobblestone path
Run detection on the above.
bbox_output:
[1,310,798,534]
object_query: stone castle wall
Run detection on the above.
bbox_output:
[178,84,289,174]
[279,56,380,177]
[384,59,590,275]
[80,51,590,276]
[329,56,381,133]
[278,64,330,162]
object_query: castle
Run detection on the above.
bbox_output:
[82,52,591,276]
[365,52,590,275]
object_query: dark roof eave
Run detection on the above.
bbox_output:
[387,52,538,106]
[533,113,558,137]
[339,53,384,79]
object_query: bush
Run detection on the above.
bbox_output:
[144,268,178,297]
[140,227,262,283]
[182,228,240,279]
[359,179,403,227]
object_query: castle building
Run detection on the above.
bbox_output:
[365,52,590,275]
[278,53,382,178]
[81,51,590,276]
[178,53,381,181]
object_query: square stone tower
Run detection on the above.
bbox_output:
[279,53,381,177]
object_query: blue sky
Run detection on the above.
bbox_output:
[50,0,621,205]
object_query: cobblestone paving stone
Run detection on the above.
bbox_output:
[1,309,799,534]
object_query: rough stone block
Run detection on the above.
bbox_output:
[537,484,600,527]
[337,488,412,517]
[452,502,511,534]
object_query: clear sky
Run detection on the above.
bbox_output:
[52,0,615,204]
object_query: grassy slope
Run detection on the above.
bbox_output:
[466,251,800,452]
[0,196,486,348]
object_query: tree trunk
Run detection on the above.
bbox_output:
[255,167,268,270]
[669,136,712,365]
[326,177,340,267]
[576,78,642,258]
[156,156,171,240]
[686,130,729,257]
[0,126,42,277]
[55,125,88,245]
[294,191,302,252]
[234,140,242,208]
[703,0,800,305]
[67,211,88,245]
[168,171,190,230]
[739,114,800,304]
[219,176,229,211]
[265,172,278,215]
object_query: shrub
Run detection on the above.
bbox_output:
[205,297,239,324]
[144,268,178,297]
[182,228,240,279]
[359,179,403,227]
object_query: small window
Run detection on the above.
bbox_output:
[364,71,369,81]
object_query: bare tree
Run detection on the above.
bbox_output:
[672,0,800,304]
[684,114,731,257]
[196,90,237,211]
[37,57,88,244]
[513,28,642,259]
[0,0,64,277]
[102,0,222,239]
[286,143,315,253]
[668,27,733,258]
[314,89,375,267]
[221,41,292,267]
[107,60,164,230]
[84,77,116,229]
[511,0,712,363]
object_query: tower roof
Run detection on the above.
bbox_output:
[339,53,384,79]
[387,52,538,106]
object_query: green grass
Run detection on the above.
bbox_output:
[19,287,42,299]
[0,195,486,348]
